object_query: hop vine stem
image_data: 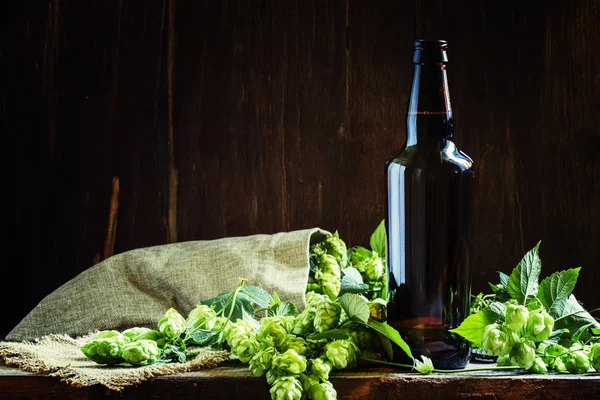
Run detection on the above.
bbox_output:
[360,357,522,373]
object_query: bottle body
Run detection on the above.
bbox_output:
[385,40,474,369]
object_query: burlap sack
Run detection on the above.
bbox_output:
[6,228,328,341]
[0,333,231,391]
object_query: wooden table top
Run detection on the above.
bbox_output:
[1,361,599,399]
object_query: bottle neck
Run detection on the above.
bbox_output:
[406,63,454,147]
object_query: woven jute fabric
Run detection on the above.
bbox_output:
[0,333,231,391]
[1,228,328,390]
[7,228,328,341]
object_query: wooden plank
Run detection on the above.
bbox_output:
[0,364,599,399]
[344,0,417,247]
[169,0,347,240]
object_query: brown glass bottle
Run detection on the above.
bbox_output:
[385,40,474,369]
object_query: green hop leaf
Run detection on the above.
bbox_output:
[369,219,387,261]
[449,307,499,348]
[507,241,542,304]
[158,308,186,340]
[121,339,161,366]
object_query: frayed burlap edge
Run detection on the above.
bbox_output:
[0,333,231,392]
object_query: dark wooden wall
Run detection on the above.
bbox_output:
[2,0,599,337]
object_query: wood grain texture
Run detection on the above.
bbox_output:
[0,364,599,399]
[2,0,599,336]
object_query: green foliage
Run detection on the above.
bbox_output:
[452,241,599,375]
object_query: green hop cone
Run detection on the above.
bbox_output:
[230,332,260,363]
[322,231,348,268]
[528,356,548,374]
[121,327,152,341]
[311,356,334,381]
[309,380,337,400]
[368,299,387,322]
[539,343,567,364]
[158,308,186,340]
[249,347,278,377]
[281,334,308,355]
[324,339,360,370]
[212,316,231,332]
[505,302,529,332]
[319,272,341,302]
[298,373,320,392]
[306,283,323,294]
[509,338,537,370]
[305,291,329,307]
[349,246,373,272]
[225,320,260,363]
[346,325,376,349]
[132,329,167,348]
[186,304,217,331]
[91,330,130,341]
[267,316,296,333]
[313,300,342,333]
[414,355,434,374]
[315,254,341,300]
[272,349,308,375]
[482,323,518,356]
[258,317,290,350]
[565,350,591,374]
[551,356,567,372]
[589,343,600,372]
[224,320,257,345]
[81,337,127,365]
[525,309,554,342]
[266,366,287,385]
[363,256,384,282]
[496,354,514,367]
[121,339,161,366]
[292,305,317,336]
[269,376,303,400]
